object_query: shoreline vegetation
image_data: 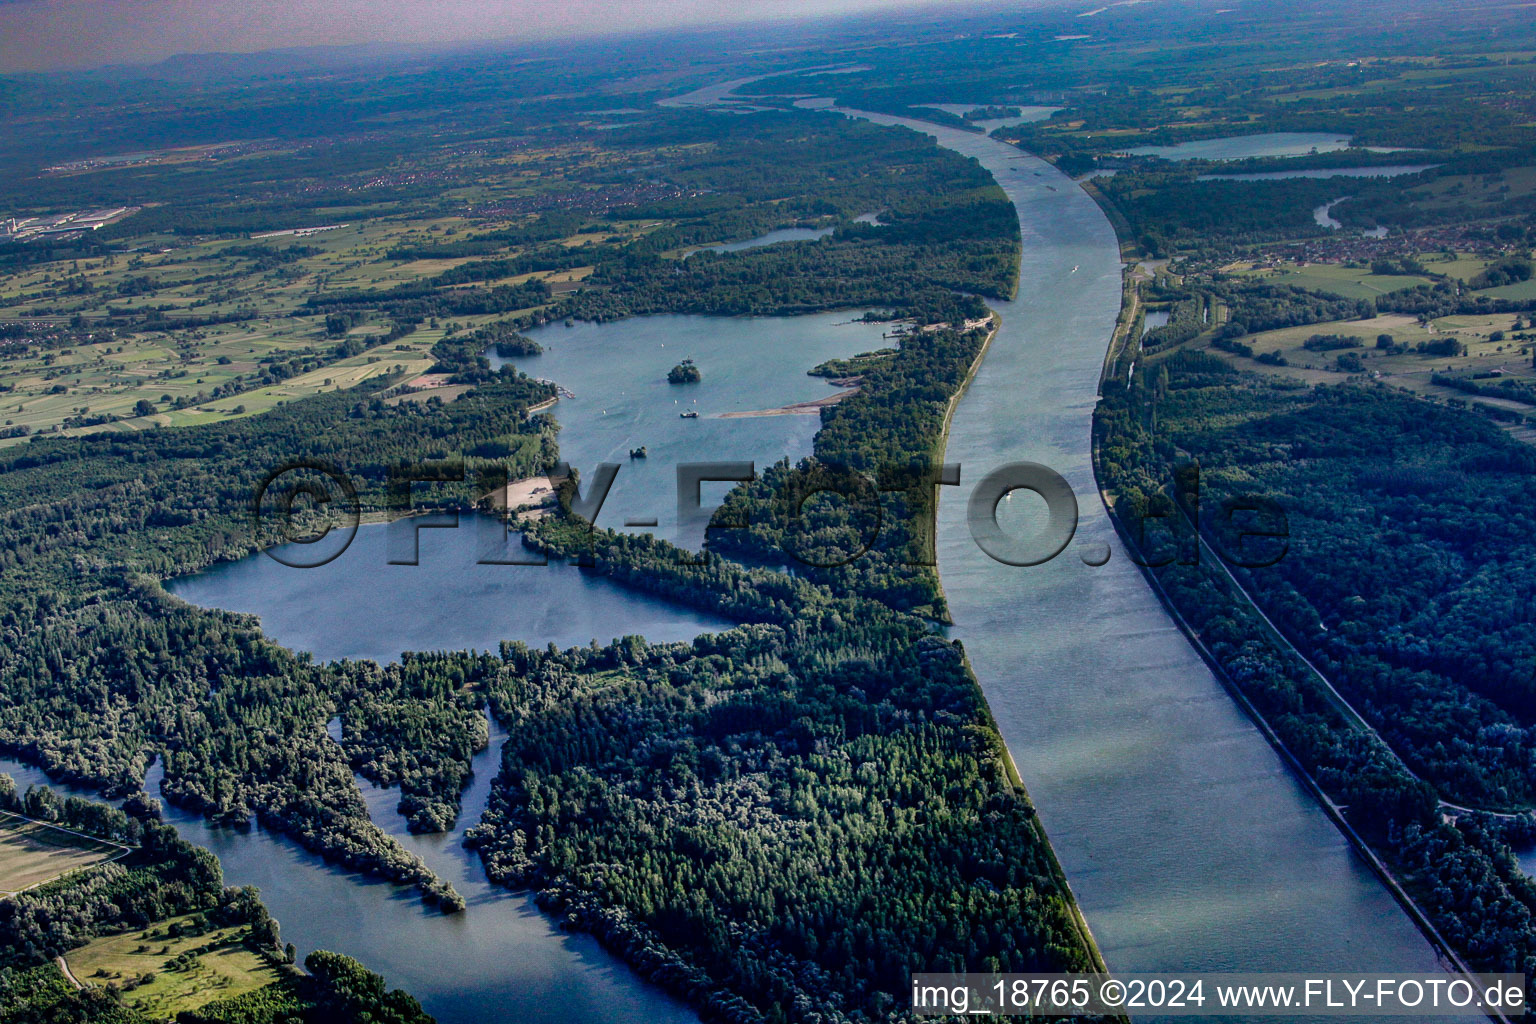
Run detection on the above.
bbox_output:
[20,2,1536,1016]
[717,387,858,417]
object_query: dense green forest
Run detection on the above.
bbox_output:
[395,113,1022,325]
[9,0,1536,1019]
[711,314,991,618]
[727,0,1536,262]
[451,337,1098,1019]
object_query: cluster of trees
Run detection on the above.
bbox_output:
[1472,257,1534,290]
[1213,282,1372,335]
[308,277,551,325]
[1301,333,1361,351]
[333,654,493,834]
[0,775,149,847]
[0,814,431,1024]
[175,951,432,1024]
[460,593,1095,1021]
[1378,280,1536,320]
[1140,294,1208,352]
[474,322,541,358]
[709,321,992,617]
[1432,373,1536,407]
[1096,173,1345,254]
[276,114,1021,338]
[0,806,226,966]
[666,359,700,384]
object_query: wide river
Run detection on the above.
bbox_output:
[816,103,1461,993]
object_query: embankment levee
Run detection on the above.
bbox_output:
[927,311,1001,624]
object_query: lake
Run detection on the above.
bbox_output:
[165,520,735,664]
[488,310,890,549]
[122,519,741,1024]
[136,305,893,1020]
[692,225,835,253]
[1315,197,1388,236]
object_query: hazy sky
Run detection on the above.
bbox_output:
[0,0,933,73]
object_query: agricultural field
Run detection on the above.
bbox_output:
[1232,262,1436,300]
[0,132,685,443]
[63,912,286,1018]
[0,317,415,444]
[1426,252,1500,282]
[1213,311,1528,367]
[0,214,581,321]
[0,812,126,895]
[0,232,577,444]
[1477,276,1536,301]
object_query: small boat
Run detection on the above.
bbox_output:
[629,446,648,458]
[680,410,699,419]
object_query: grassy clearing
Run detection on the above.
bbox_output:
[0,813,125,894]
[1425,252,1499,282]
[1198,312,1536,422]
[1476,277,1536,301]
[0,137,643,444]
[0,317,339,436]
[1225,312,1527,366]
[64,912,285,1019]
[0,215,571,444]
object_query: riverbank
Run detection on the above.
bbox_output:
[954,635,1111,978]
[926,312,1001,625]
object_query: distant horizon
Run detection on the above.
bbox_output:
[0,0,981,75]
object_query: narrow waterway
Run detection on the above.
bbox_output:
[817,103,1461,994]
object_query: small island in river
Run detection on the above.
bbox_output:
[667,358,701,383]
